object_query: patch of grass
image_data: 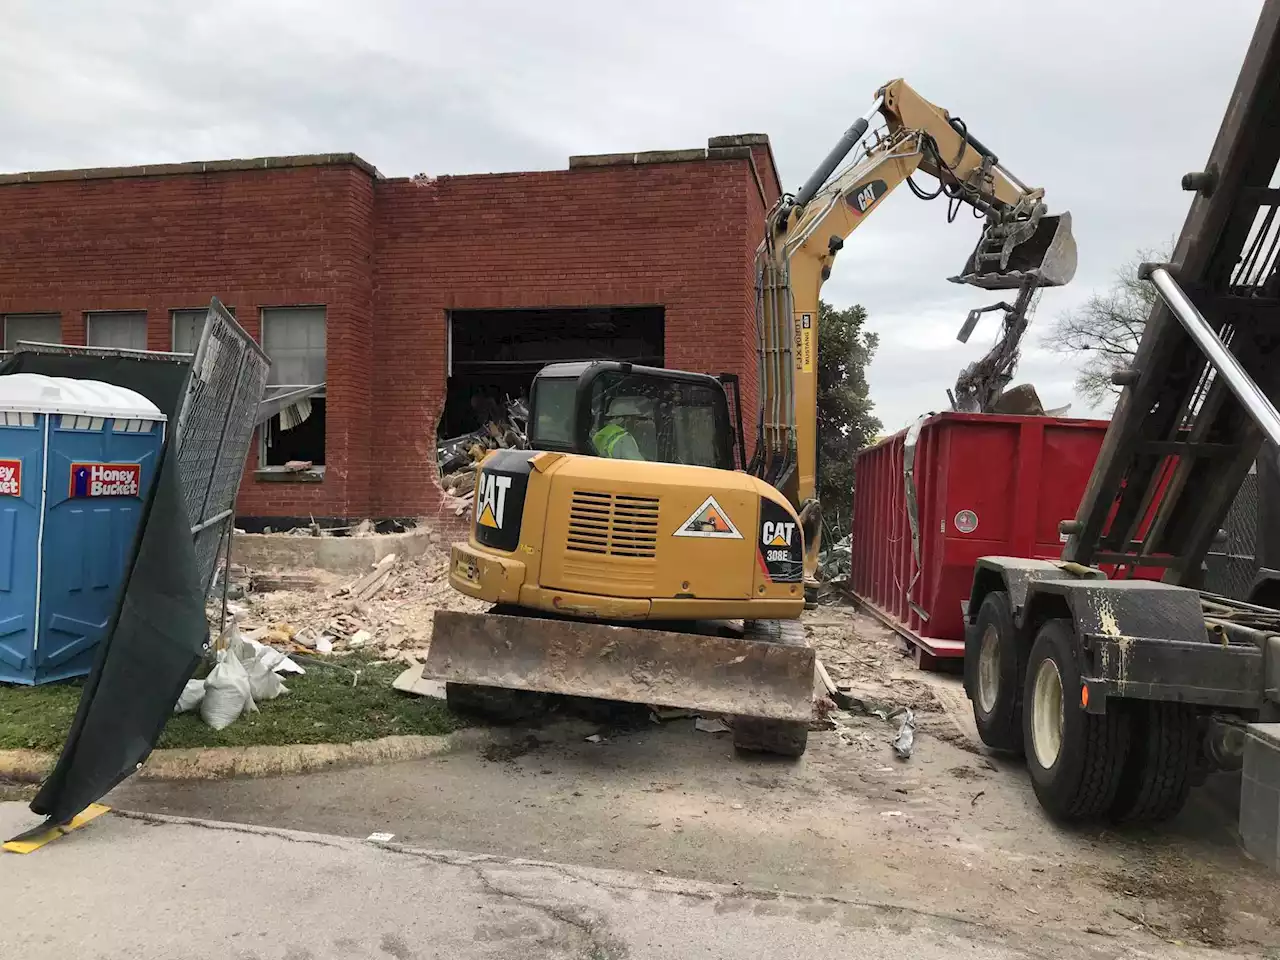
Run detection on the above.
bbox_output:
[0,655,465,752]
[0,679,84,751]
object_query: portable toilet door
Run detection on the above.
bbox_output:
[0,375,167,685]
[0,398,46,683]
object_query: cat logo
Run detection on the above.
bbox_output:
[847,179,887,216]
[673,495,742,539]
[476,471,512,529]
[762,520,796,548]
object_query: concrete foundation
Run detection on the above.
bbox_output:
[230,526,441,574]
[1242,722,1280,871]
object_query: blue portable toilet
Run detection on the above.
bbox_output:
[0,374,166,685]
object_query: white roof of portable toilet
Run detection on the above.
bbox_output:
[0,374,166,420]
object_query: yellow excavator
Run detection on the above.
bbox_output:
[424,80,1077,755]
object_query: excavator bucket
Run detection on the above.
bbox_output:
[422,610,816,721]
[955,211,1077,290]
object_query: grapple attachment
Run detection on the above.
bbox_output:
[955,209,1077,290]
[422,610,816,722]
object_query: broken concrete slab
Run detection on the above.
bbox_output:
[233,527,436,575]
[392,667,446,700]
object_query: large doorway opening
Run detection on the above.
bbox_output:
[436,306,664,488]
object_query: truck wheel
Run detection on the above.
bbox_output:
[1110,701,1199,823]
[733,620,809,758]
[445,683,548,724]
[1023,618,1130,820]
[968,591,1024,754]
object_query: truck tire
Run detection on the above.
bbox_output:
[1110,700,1199,823]
[968,591,1025,754]
[445,683,548,724]
[1023,618,1130,821]
[733,620,809,759]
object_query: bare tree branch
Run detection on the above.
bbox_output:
[1040,247,1168,410]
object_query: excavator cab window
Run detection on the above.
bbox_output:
[529,377,577,448]
[529,364,735,470]
[585,371,733,470]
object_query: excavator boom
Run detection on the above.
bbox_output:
[753,80,1076,582]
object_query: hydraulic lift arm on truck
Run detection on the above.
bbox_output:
[963,0,1280,838]
[427,80,1074,757]
[754,79,1076,585]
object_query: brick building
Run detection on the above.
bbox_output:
[0,136,780,528]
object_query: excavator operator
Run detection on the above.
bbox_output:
[591,397,648,460]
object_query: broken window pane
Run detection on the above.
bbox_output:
[260,306,327,470]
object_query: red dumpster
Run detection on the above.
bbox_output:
[850,412,1113,666]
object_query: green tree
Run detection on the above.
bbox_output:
[818,300,881,538]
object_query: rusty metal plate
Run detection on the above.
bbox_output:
[423,611,815,721]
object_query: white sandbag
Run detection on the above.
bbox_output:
[174,679,206,714]
[201,648,254,730]
[241,636,305,675]
[245,649,289,703]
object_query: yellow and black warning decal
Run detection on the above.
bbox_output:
[673,495,742,539]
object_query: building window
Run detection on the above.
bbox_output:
[171,306,235,354]
[259,306,326,471]
[86,311,147,350]
[3,313,61,351]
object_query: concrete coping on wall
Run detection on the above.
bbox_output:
[0,153,383,186]
[232,526,442,575]
[569,134,772,170]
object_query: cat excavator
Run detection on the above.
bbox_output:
[423,79,1077,755]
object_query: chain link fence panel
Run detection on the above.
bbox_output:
[175,301,270,594]
[1204,464,1260,599]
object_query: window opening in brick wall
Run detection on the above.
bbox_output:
[3,313,61,351]
[259,306,326,474]
[437,306,663,494]
[172,306,235,354]
[86,311,147,350]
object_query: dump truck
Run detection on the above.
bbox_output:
[962,0,1280,856]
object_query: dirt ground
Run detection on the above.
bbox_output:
[110,594,1280,956]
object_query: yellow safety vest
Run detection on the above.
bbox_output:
[592,423,639,459]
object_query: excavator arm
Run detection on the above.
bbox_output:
[752,79,1077,587]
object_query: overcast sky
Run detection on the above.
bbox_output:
[1,0,1265,429]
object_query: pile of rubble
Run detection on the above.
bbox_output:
[436,397,528,514]
[216,549,487,664]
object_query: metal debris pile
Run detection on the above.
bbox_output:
[818,535,852,581]
[437,397,528,514]
[214,550,486,665]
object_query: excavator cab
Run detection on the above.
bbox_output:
[529,361,739,471]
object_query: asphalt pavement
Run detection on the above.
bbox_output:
[0,801,1206,960]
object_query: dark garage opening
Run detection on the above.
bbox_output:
[438,307,664,476]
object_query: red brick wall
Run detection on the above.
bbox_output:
[0,147,777,523]
[372,158,772,518]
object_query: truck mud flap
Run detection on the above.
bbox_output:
[423,610,815,722]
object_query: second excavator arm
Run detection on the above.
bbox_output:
[752,79,1077,588]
